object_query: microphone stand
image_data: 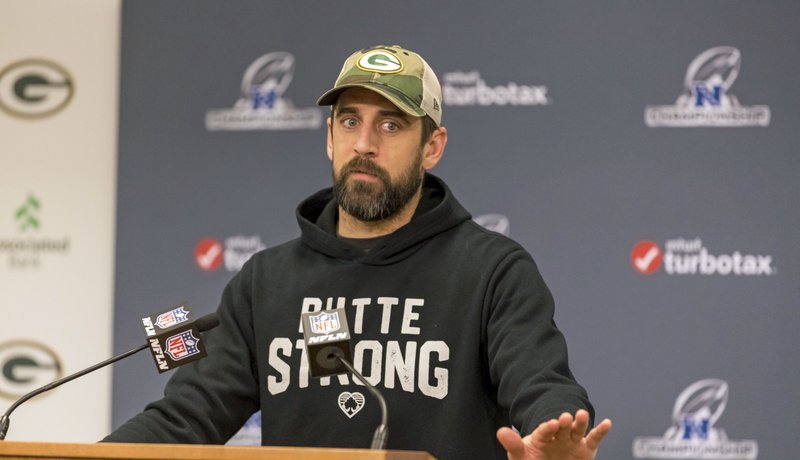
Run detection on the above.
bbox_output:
[0,343,147,440]
[337,357,388,450]
[1,312,219,440]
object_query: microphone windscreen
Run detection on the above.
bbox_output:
[141,303,215,373]
[301,309,352,377]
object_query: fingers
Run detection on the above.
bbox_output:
[496,427,525,459]
[516,411,614,455]
[531,411,579,444]
[571,409,591,442]
[530,418,561,443]
[533,410,613,448]
[554,411,574,441]
[585,418,613,451]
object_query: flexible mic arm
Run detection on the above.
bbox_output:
[0,312,219,441]
[0,343,146,440]
[337,356,388,450]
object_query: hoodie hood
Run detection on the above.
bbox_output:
[296,173,471,265]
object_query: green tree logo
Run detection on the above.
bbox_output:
[15,194,41,232]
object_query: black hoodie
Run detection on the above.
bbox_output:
[104,174,593,459]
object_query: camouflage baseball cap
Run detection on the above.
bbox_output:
[317,45,443,126]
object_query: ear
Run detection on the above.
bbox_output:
[326,117,333,161]
[422,126,447,170]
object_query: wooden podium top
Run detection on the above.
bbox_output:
[0,440,436,460]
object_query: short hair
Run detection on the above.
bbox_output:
[419,115,438,148]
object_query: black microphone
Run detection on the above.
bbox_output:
[140,303,217,372]
[301,308,388,450]
[0,311,219,441]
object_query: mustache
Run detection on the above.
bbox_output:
[340,157,390,182]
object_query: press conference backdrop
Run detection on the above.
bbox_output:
[109,2,800,458]
[0,0,120,442]
[2,0,798,458]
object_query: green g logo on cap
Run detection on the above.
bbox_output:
[356,50,403,74]
[317,45,443,126]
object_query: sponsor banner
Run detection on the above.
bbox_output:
[645,47,770,128]
[194,235,266,273]
[0,0,120,442]
[112,3,798,458]
[633,379,758,459]
[631,238,774,276]
[442,71,550,106]
[0,194,70,270]
[205,52,323,131]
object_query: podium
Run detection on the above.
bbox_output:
[0,441,436,459]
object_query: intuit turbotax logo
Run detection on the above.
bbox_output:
[630,238,774,276]
[633,379,758,459]
[205,52,323,131]
[442,71,550,106]
[645,46,770,127]
[195,235,266,272]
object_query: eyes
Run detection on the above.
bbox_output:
[339,116,402,134]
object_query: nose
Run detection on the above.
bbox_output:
[353,125,378,157]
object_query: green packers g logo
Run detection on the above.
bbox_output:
[0,340,63,399]
[0,59,74,119]
[356,50,403,74]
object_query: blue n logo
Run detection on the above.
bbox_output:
[694,83,722,107]
[251,89,277,109]
[682,416,710,440]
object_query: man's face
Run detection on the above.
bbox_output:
[327,87,427,222]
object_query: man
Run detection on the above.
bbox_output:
[104,45,611,459]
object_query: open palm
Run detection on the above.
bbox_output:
[497,410,612,460]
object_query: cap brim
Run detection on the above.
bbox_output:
[316,83,426,119]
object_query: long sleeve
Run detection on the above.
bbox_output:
[485,248,594,435]
[102,261,260,443]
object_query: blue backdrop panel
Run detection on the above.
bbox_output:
[114,1,800,458]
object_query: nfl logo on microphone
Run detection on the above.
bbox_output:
[309,311,341,334]
[156,306,190,329]
[166,330,201,361]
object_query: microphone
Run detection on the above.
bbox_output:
[0,309,219,441]
[301,308,388,450]
[140,303,217,372]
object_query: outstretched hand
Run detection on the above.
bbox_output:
[496,409,612,460]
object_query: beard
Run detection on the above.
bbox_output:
[332,152,424,222]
